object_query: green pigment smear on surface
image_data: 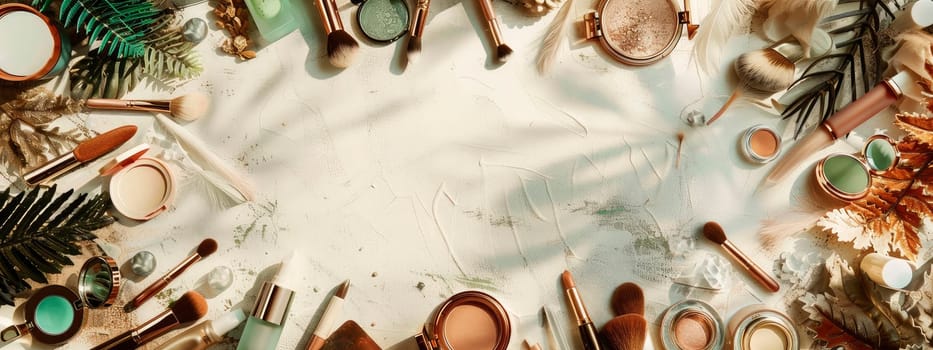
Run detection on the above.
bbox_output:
[823,155,869,194]
[35,295,74,335]
[359,0,408,42]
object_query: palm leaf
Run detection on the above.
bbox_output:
[70,51,142,99]
[143,28,203,80]
[780,0,900,139]
[34,0,165,58]
[0,185,114,306]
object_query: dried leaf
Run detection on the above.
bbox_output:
[240,50,257,59]
[0,87,85,172]
[211,0,257,59]
[907,268,933,341]
[817,113,933,261]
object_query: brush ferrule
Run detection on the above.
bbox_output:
[771,42,804,62]
[477,0,504,46]
[411,8,428,38]
[315,0,344,34]
[564,288,591,325]
[86,99,171,113]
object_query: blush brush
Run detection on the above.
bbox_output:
[93,291,208,350]
[124,239,218,312]
[600,282,647,350]
[706,42,800,125]
[85,93,210,121]
[702,221,780,292]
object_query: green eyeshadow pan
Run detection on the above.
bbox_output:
[35,295,74,335]
[355,0,409,43]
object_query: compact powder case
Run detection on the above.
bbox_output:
[100,144,176,221]
[583,0,694,65]
[415,291,511,350]
[740,125,781,164]
[0,256,120,346]
[0,3,70,81]
[353,0,409,43]
[813,134,898,203]
[727,305,799,350]
[660,299,725,350]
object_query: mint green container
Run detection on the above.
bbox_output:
[243,0,298,42]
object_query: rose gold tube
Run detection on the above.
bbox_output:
[477,0,503,47]
[85,99,172,114]
[409,0,431,39]
[722,241,780,292]
[313,0,344,34]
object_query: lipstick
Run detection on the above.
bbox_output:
[561,270,601,350]
[23,125,137,186]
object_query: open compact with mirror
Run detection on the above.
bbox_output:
[583,0,697,65]
[0,256,120,347]
[810,134,899,206]
[414,291,511,350]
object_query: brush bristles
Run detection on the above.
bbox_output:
[197,238,218,257]
[328,30,359,68]
[734,48,796,93]
[170,93,210,121]
[496,44,513,64]
[611,282,645,316]
[600,315,647,350]
[702,221,728,244]
[171,291,208,324]
[407,37,422,63]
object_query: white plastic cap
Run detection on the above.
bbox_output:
[882,259,914,289]
[212,309,247,336]
[893,0,933,32]
[272,251,302,291]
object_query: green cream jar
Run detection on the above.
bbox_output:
[0,256,120,346]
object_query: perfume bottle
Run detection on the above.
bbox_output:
[243,0,298,41]
[236,252,300,350]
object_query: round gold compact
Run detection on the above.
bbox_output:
[414,291,511,350]
[583,0,696,65]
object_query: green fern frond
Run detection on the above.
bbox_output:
[33,0,166,58]
[0,185,113,306]
[70,51,142,99]
[144,29,204,80]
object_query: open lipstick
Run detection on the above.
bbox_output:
[23,125,137,186]
[561,270,601,350]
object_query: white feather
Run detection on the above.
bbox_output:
[154,112,256,203]
[759,198,825,250]
[761,0,837,58]
[692,0,759,74]
[537,0,574,74]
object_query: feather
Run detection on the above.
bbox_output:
[692,0,759,74]
[759,197,825,251]
[537,0,574,74]
[153,112,256,203]
[760,0,837,58]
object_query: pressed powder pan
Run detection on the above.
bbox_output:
[415,291,511,350]
[0,256,120,346]
[583,0,695,65]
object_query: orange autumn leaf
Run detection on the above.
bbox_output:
[811,312,875,350]
[817,113,933,261]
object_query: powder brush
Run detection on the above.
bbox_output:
[706,43,800,125]
[313,0,359,68]
[477,0,512,63]
[124,239,218,312]
[610,282,644,316]
[85,93,210,121]
[93,291,208,350]
[600,315,647,350]
[23,125,137,186]
[702,222,780,292]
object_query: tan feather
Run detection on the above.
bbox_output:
[537,0,574,74]
[761,0,836,58]
[692,0,760,74]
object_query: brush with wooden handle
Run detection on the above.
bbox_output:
[703,221,780,292]
[476,0,512,63]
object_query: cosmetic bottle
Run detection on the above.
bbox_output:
[154,309,246,350]
[242,0,298,42]
[237,252,300,350]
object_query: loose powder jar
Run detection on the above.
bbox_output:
[727,305,799,350]
[582,0,691,65]
[740,125,781,164]
[660,299,725,350]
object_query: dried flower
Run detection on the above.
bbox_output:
[212,0,256,60]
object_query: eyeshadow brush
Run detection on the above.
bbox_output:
[23,125,137,186]
[561,270,601,350]
[477,0,512,63]
[600,282,647,350]
[306,280,351,350]
[702,222,780,292]
[313,0,360,67]
[124,239,218,312]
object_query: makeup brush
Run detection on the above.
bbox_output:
[23,125,137,186]
[706,44,799,125]
[561,270,601,350]
[92,291,208,350]
[675,132,685,168]
[610,282,644,316]
[406,0,431,62]
[601,282,646,350]
[85,93,210,122]
[600,315,647,350]
[477,0,512,63]
[702,222,780,292]
[306,280,351,350]
[124,239,218,312]
[313,0,359,68]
